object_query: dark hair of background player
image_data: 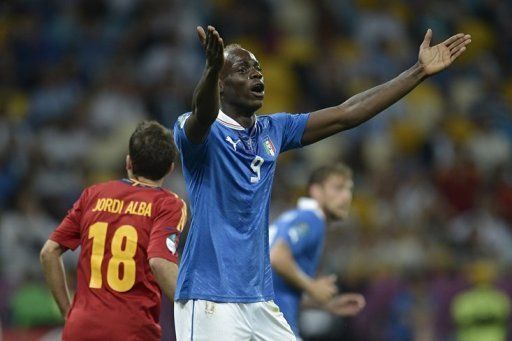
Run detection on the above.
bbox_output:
[308,163,353,189]
[129,121,177,181]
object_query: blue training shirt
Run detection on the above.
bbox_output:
[174,110,309,302]
[270,198,326,335]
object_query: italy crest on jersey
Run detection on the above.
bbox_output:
[263,136,276,157]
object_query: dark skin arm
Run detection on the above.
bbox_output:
[185,26,225,143]
[302,29,471,145]
[40,240,72,319]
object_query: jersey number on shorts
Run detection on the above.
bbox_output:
[88,222,138,292]
[250,156,264,183]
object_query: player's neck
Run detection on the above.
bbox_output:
[324,213,335,225]
[220,104,256,128]
[129,176,163,188]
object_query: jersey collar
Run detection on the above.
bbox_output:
[121,178,162,189]
[217,110,256,131]
[297,197,325,221]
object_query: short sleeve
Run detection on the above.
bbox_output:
[147,197,187,264]
[173,113,209,169]
[271,113,310,153]
[273,220,315,257]
[49,189,88,250]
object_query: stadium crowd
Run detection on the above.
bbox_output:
[1,0,511,340]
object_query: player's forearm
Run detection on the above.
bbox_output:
[303,63,427,144]
[149,257,178,301]
[40,244,71,318]
[185,66,221,143]
[271,241,315,293]
[192,66,221,126]
[272,259,313,293]
[335,62,427,129]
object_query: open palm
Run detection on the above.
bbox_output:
[419,29,471,76]
[197,26,224,72]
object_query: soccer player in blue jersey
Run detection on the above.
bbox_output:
[270,164,365,337]
[173,25,471,340]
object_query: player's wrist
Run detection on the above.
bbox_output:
[411,61,429,80]
[323,301,335,313]
[205,63,222,75]
[303,278,316,296]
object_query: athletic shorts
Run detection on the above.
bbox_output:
[174,299,296,341]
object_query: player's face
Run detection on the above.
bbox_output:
[319,175,353,221]
[220,48,264,115]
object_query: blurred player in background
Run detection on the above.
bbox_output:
[40,121,187,341]
[173,24,471,340]
[270,163,365,337]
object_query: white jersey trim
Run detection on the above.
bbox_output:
[217,110,257,131]
[297,197,325,221]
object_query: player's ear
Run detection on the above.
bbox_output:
[309,183,323,201]
[219,79,224,95]
[165,163,174,177]
[126,155,132,171]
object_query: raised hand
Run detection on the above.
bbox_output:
[325,293,366,316]
[197,26,224,72]
[418,29,471,76]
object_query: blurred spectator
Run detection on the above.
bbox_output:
[451,260,510,341]
[9,280,61,328]
[0,191,56,286]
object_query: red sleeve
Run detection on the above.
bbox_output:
[147,197,187,264]
[49,189,89,251]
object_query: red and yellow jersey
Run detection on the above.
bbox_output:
[50,179,187,341]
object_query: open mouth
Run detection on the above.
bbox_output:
[250,83,265,99]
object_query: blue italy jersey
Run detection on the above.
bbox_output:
[173,110,309,302]
[270,198,326,335]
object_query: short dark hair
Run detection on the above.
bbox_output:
[224,43,243,55]
[307,163,353,189]
[128,121,177,181]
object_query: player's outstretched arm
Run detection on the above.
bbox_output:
[40,240,71,319]
[270,240,337,305]
[185,25,225,143]
[301,29,471,145]
[149,257,179,301]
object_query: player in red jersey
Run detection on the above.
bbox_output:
[40,121,186,341]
